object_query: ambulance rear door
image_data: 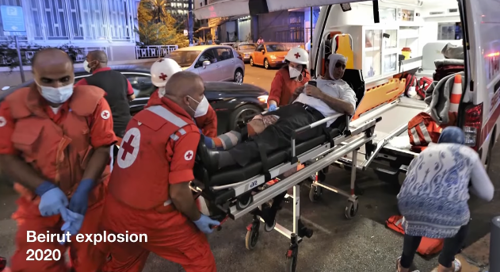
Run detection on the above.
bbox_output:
[457,0,500,165]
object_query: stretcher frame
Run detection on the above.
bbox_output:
[194,113,381,272]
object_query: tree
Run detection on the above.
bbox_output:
[137,0,189,47]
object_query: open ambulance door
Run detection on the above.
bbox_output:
[193,0,367,20]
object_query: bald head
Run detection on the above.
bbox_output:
[86,50,108,72]
[163,71,205,117]
[31,48,75,90]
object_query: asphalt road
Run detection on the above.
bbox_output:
[0,65,498,271]
[243,63,277,92]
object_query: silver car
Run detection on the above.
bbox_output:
[236,42,257,62]
[168,45,245,83]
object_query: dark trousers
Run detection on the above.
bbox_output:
[400,223,469,269]
[228,103,325,167]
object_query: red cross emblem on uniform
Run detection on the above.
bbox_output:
[159,73,168,81]
[117,128,141,169]
[184,150,194,161]
[294,53,301,59]
[121,135,136,161]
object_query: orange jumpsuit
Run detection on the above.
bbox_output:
[147,89,218,137]
[0,85,117,272]
[101,96,216,272]
[268,67,310,106]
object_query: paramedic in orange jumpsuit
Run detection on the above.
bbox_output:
[101,71,219,272]
[0,48,117,272]
[147,58,218,137]
[267,47,310,110]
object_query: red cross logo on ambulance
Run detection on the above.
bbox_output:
[117,128,141,169]
[0,116,6,127]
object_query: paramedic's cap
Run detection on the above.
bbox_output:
[438,126,465,144]
[328,53,348,79]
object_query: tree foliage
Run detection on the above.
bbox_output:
[136,0,189,47]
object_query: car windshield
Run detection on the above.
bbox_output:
[169,50,201,67]
[239,44,256,50]
[266,44,287,52]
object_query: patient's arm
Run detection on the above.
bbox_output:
[305,85,356,115]
[247,115,279,136]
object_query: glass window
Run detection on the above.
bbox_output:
[28,0,44,40]
[196,49,217,66]
[125,74,156,98]
[266,44,287,52]
[256,44,264,51]
[216,48,233,61]
[79,0,107,40]
[67,0,83,39]
[41,0,69,40]
[438,22,463,40]
[239,44,256,50]
[107,0,131,41]
[169,50,201,67]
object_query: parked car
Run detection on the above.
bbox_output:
[168,45,245,83]
[236,42,257,63]
[249,42,288,69]
[0,65,268,188]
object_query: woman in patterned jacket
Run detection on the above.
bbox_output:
[396,126,494,272]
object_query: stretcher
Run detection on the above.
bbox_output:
[192,106,381,271]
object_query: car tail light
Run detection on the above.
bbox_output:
[463,103,483,149]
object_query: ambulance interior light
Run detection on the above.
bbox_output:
[463,103,483,149]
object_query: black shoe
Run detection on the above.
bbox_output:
[198,135,220,174]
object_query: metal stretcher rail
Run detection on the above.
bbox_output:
[230,131,375,220]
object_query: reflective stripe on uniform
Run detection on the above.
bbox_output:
[410,127,421,145]
[418,122,433,143]
[146,105,188,142]
[163,199,172,206]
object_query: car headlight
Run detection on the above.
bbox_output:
[258,95,268,103]
[270,55,276,60]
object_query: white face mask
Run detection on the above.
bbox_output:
[289,66,301,78]
[36,81,74,104]
[83,60,92,73]
[188,95,209,117]
[158,87,166,97]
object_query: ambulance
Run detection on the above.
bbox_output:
[194,0,500,184]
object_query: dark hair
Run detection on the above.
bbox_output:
[31,47,72,68]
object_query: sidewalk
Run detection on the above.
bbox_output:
[432,234,491,272]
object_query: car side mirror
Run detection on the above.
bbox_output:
[203,60,210,68]
[261,50,265,54]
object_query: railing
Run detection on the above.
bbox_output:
[0,45,109,67]
[135,45,179,60]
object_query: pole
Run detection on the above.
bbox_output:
[188,0,194,46]
[310,7,313,47]
[490,216,500,272]
[14,35,25,83]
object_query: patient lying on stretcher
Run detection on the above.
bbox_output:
[200,53,357,172]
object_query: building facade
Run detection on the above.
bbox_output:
[0,0,177,67]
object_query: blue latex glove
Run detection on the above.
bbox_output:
[193,214,220,234]
[268,104,277,111]
[68,179,94,215]
[60,209,85,245]
[36,181,69,217]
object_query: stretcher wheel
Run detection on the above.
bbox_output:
[344,201,358,219]
[245,223,260,250]
[236,194,253,210]
[285,246,298,272]
[264,219,276,232]
[308,184,323,202]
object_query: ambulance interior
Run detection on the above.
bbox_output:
[317,0,465,172]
